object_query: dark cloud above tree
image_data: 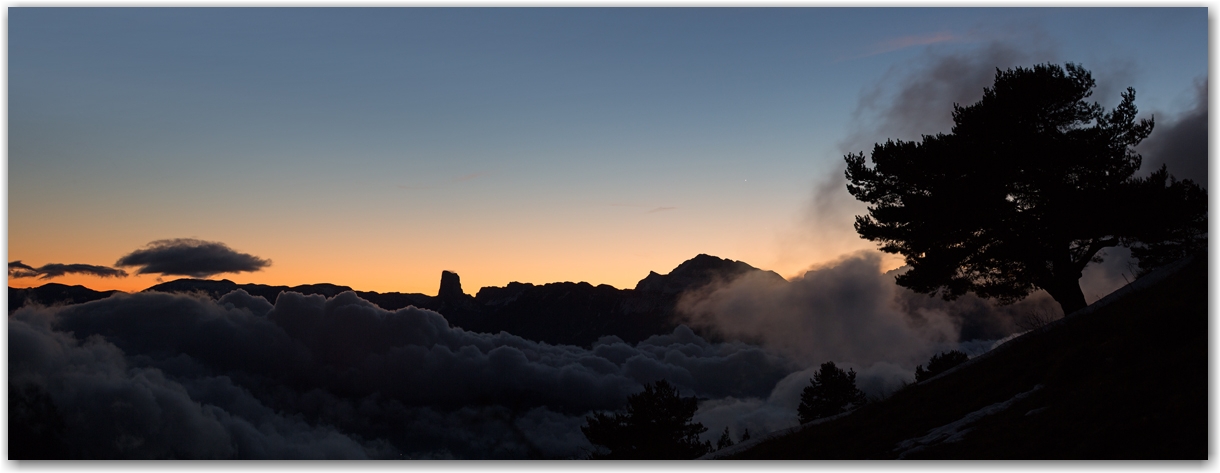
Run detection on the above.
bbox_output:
[797,42,1058,262]
[1138,78,1208,187]
[8,260,128,279]
[797,42,1142,319]
[841,41,1053,153]
[114,239,271,278]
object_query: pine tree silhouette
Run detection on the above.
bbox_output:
[797,362,866,424]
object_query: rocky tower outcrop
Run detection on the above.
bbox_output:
[438,270,465,299]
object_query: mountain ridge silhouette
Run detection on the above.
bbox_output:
[9,253,782,347]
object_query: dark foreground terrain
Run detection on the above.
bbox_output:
[717,253,1207,459]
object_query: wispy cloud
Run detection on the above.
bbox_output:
[395,172,488,191]
[863,31,958,58]
[601,203,678,213]
[842,41,1046,150]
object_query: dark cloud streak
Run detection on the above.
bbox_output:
[9,260,128,279]
[842,42,1051,153]
[1138,78,1208,186]
[9,260,38,278]
[115,238,271,278]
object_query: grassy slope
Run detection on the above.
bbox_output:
[725,254,1207,459]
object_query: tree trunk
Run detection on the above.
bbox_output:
[1045,278,1088,316]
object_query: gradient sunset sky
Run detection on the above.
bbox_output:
[8,8,1208,294]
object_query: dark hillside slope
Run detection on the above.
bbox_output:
[721,253,1206,459]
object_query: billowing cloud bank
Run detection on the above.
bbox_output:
[678,251,1064,373]
[9,289,795,459]
[679,252,958,369]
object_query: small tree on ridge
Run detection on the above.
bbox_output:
[915,350,970,382]
[581,380,712,459]
[798,362,867,424]
[716,427,734,450]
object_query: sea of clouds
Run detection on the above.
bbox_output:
[12,248,1068,458]
[10,288,802,458]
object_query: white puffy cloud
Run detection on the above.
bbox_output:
[678,251,960,369]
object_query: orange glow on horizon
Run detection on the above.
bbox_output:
[7,246,907,297]
[8,192,898,297]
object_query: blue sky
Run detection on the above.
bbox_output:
[8,8,1208,293]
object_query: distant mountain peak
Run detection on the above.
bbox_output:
[634,254,783,294]
[141,278,239,294]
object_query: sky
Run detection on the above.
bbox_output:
[7,7,1209,295]
[5,7,1212,461]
